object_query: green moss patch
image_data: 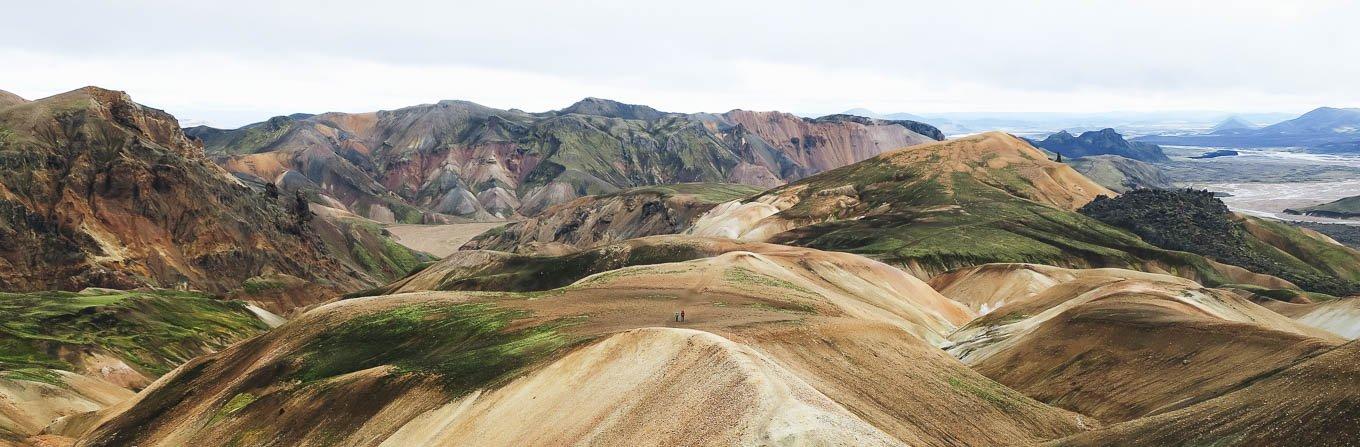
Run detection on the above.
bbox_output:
[0,289,269,376]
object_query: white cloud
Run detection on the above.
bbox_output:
[2,0,1357,127]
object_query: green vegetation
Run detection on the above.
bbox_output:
[241,277,287,294]
[0,126,13,150]
[720,267,820,302]
[0,368,66,387]
[209,392,259,425]
[946,375,1032,413]
[0,289,269,376]
[292,302,579,393]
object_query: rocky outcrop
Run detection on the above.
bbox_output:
[0,87,375,293]
[1080,189,1360,295]
[192,99,942,219]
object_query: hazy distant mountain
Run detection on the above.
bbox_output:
[1141,106,1360,148]
[1028,128,1170,162]
[1209,116,1258,134]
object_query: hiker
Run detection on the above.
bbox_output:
[674,311,680,322]
[681,310,685,322]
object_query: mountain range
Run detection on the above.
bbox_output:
[1140,106,1360,149]
[187,99,942,222]
[5,86,1360,447]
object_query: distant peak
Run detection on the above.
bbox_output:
[560,97,667,121]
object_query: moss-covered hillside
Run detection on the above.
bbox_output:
[1079,189,1360,295]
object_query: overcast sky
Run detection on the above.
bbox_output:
[2,0,1356,127]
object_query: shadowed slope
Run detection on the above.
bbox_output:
[1050,339,1360,447]
[939,264,1340,424]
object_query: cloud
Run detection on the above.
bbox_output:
[2,0,1356,127]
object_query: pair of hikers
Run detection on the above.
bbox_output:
[673,310,686,322]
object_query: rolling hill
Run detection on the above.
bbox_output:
[937,264,1340,424]
[685,132,1286,287]
[73,244,1091,447]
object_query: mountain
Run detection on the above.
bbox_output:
[1209,115,1257,133]
[1067,155,1175,192]
[686,132,1285,288]
[1028,128,1170,162]
[0,87,413,294]
[1079,189,1360,295]
[1140,106,1360,148]
[75,242,1098,447]
[188,99,942,221]
[0,90,25,108]
[462,183,762,254]
[1286,194,1360,219]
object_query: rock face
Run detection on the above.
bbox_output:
[0,87,373,293]
[1067,155,1175,192]
[1028,128,1170,162]
[462,183,762,253]
[189,98,942,220]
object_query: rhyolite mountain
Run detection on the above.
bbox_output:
[0,87,420,294]
[186,99,942,221]
[1141,106,1360,148]
[1027,128,1170,162]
